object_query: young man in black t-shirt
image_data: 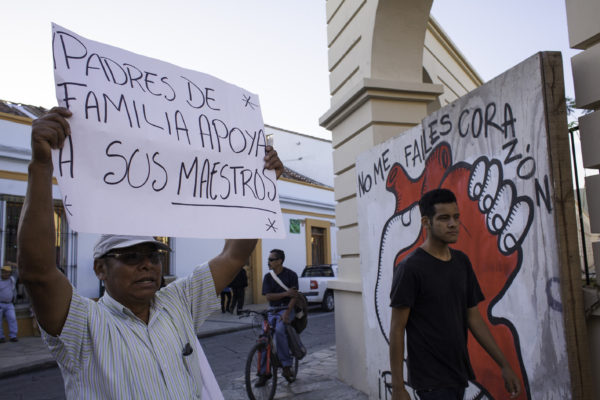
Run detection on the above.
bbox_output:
[256,249,299,386]
[389,189,521,400]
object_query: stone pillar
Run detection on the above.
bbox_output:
[319,0,442,392]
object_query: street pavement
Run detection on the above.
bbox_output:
[0,304,367,399]
[220,345,366,400]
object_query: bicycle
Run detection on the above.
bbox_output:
[240,307,300,400]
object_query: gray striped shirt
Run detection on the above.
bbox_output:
[42,263,220,399]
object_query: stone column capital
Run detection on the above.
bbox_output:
[319,78,443,130]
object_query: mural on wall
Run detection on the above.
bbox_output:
[356,54,572,400]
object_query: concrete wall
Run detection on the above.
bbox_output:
[265,125,333,187]
[423,18,482,107]
[0,118,31,150]
[566,0,600,398]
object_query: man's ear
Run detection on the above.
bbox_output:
[93,259,107,281]
[421,215,430,227]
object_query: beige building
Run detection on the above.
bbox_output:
[566,0,600,398]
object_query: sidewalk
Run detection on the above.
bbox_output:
[197,302,266,338]
[0,304,367,399]
[220,346,367,400]
[0,336,55,378]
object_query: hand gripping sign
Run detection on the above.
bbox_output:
[51,23,284,239]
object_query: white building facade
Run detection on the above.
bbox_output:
[0,103,336,320]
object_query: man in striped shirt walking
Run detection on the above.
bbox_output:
[17,107,284,399]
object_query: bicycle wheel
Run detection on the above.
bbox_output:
[245,342,278,400]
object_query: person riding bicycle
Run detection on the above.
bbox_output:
[257,249,299,386]
[18,107,284,399]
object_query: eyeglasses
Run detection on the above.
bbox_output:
[268,258,279,262]
[103,250,167,265]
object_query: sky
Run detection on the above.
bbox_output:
[0,1,580,141]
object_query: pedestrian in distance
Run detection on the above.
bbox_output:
[0,264,18,343]
[229,267,248,314]
[389,188,521,400]
[17,107,284,400]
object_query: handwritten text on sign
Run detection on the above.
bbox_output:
[51,23,284,238]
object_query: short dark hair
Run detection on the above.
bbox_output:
[270,249,285,263]
[419,189,457,219]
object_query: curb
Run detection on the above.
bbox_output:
[0,326,255,380]
[197,309,333,339]
[197,324,253,339]
[0,311,333,379]
[0,359,57,380]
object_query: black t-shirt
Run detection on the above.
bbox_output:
[261,267,299,307]
[390,247,484,391]
[230,269,248,288]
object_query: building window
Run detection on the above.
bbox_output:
[2,198,75,304]
[3,201,21,267]
[305,218,331,266]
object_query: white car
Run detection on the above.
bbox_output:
[298,264,337,312]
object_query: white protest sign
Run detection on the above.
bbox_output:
[51,23,284,238]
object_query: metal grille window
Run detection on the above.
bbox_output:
[3,201,21,266]
[53,205,77,284]
[2,198,76,304]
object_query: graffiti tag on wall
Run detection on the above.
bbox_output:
[356,54,571,400]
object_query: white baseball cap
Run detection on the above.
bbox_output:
[93,234,171,259]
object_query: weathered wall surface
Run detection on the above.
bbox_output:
[357,53,574,399]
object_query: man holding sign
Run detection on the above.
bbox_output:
[17,107,283,399]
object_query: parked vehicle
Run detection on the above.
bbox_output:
[298,264,337,311]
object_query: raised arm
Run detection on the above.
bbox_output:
[467,306,521,398]
[17,107,74,336]
[390,306,411,400]
[265,277,298,323]
[209,146,283,294]
[265,290,297,304]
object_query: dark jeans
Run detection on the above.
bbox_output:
[259,308,296,373]
[417,387,465,400]
[230,287,245,312]
[220,290,231,312]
